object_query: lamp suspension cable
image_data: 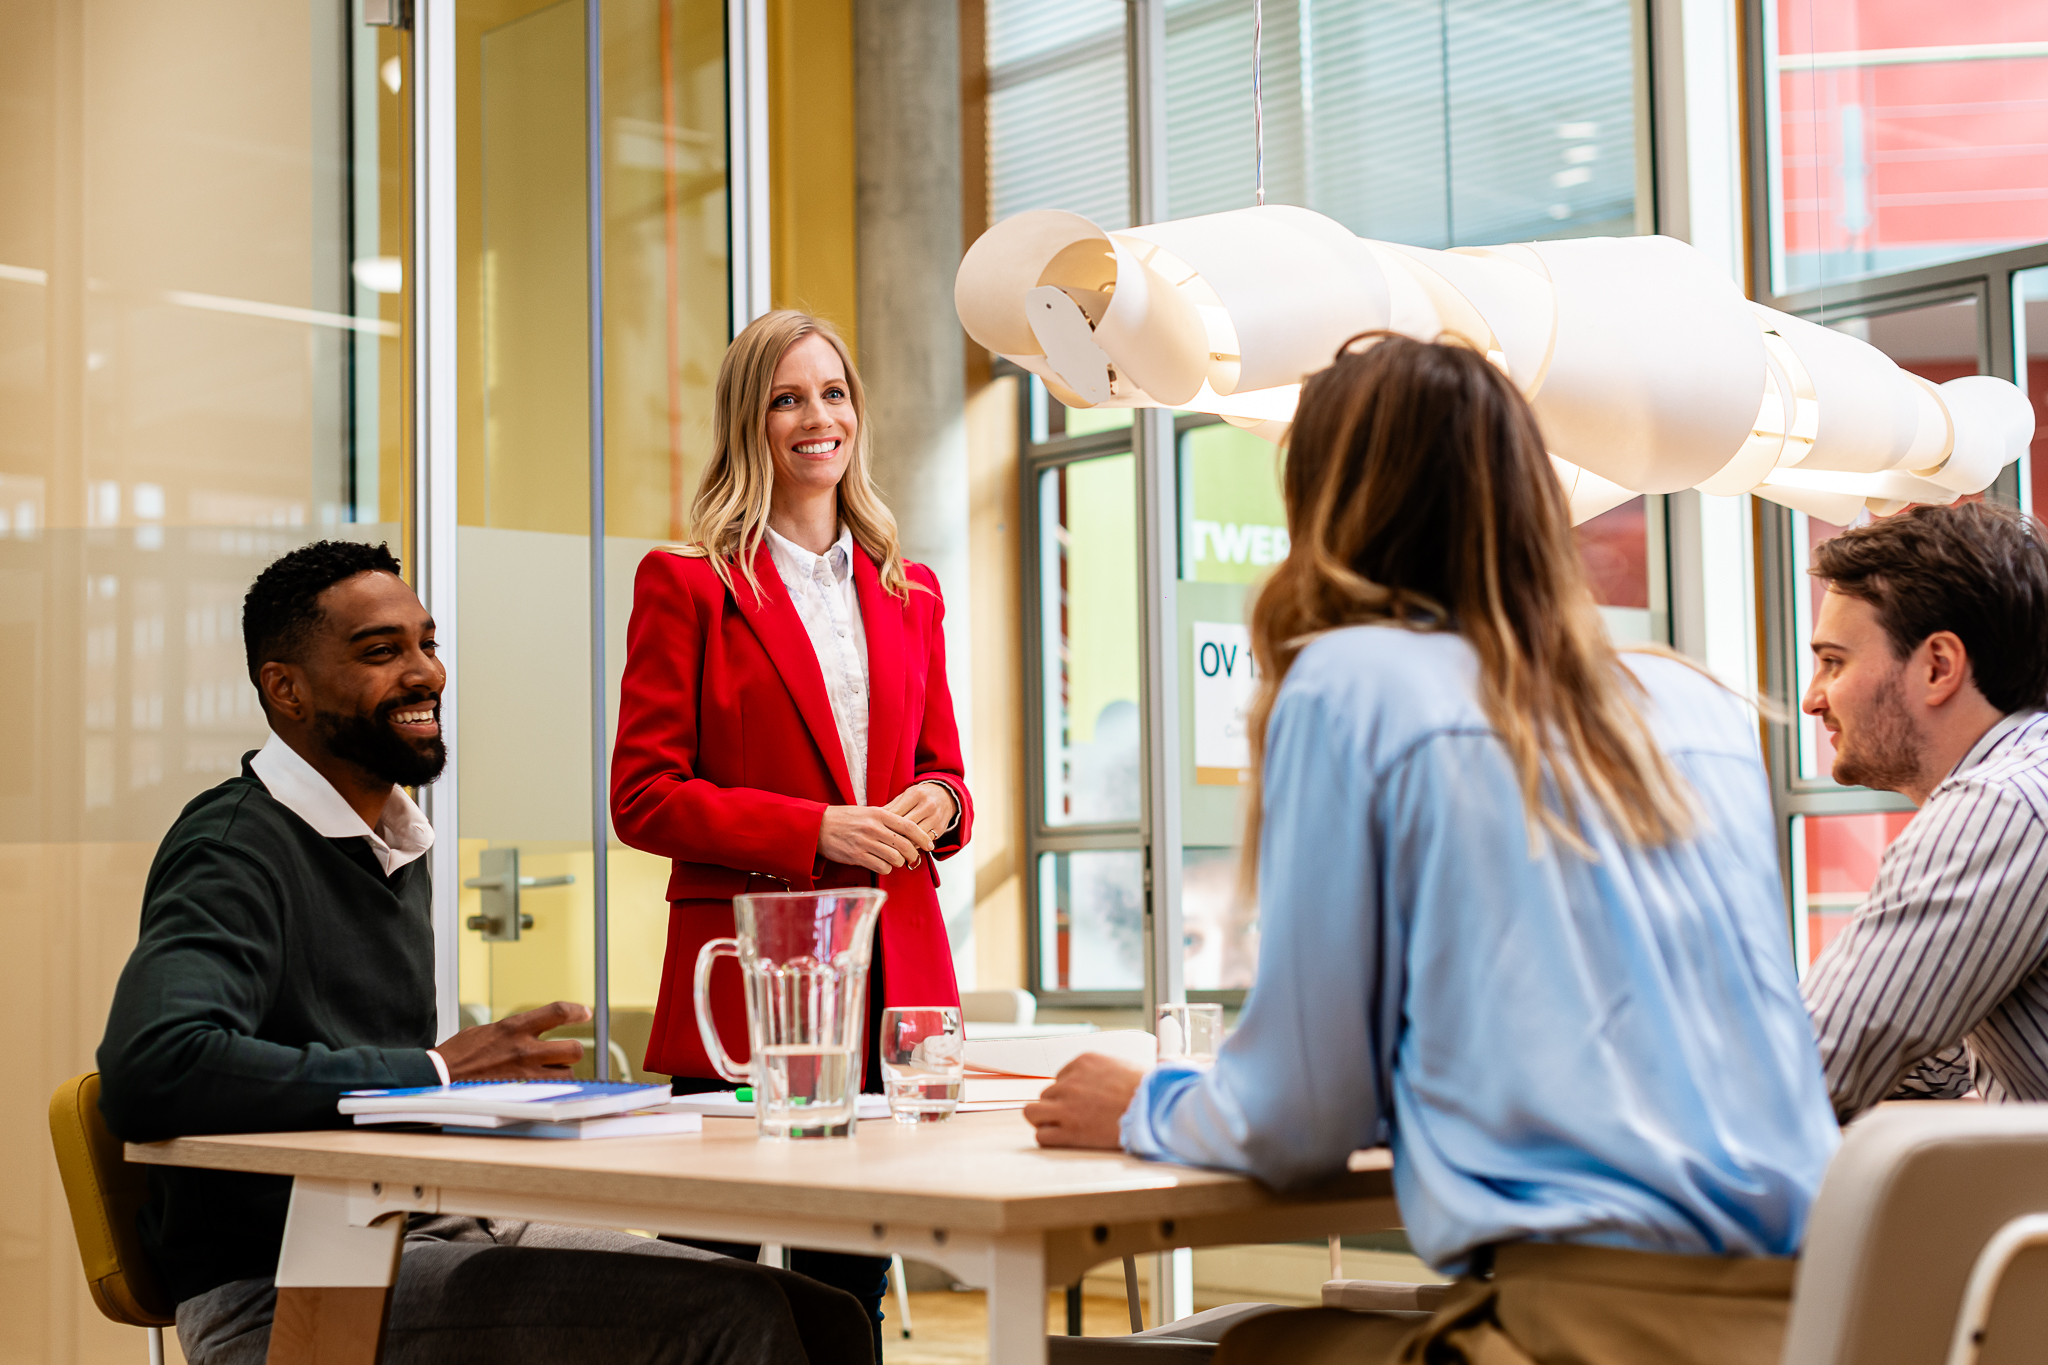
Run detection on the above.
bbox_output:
[1253,0,1265,205]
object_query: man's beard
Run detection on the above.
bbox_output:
[1831,670,1921,793]
[315,698,447,788]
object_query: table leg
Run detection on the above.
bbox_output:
[266,1178,404,1365]
[984,1234,1048,1365]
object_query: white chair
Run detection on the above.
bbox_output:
[1783,1103,2048,1365]
[960,988,1037,1026]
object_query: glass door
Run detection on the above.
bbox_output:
[450,0,729,1083]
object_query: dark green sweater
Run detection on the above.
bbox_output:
[97,756,440,1303]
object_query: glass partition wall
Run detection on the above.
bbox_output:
[449,0,730,1082]
[1,4,412,1358]
[1749,0,2048,960]
[999,0,1662,1015]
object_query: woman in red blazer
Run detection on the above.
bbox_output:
[611,308,972,1088]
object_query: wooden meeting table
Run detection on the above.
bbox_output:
[128,1111,1398,1364]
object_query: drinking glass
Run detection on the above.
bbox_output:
[880,1006,965,1123]
[1156,1003,1224,1067]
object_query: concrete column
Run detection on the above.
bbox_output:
[854,0,976,981]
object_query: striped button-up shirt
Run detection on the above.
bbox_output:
[1805,708,2048,1120]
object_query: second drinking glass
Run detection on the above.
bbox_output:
[880,1006,965,1123]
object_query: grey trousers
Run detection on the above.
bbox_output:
[175,1215,873,1365]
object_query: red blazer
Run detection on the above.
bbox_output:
[611,541,973,1079]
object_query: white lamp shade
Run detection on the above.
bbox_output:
[955,209,1110,357]
[1116,205,1398,395]
[1754,307,1926,475]
[956,209,2035,516]
[1551,456,1641,525]
[1519,236,1766,494]
[1925,375,2037,494]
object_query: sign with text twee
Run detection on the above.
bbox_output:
[1192,621,1259,786]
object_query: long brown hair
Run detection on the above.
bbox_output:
[672,310,915,599]
[1242,333,1692,883]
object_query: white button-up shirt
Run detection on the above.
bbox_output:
[766,524,873,803]
[250,731,450,1083]
[250,731,434,875]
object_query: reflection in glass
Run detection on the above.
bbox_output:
[988,0,1129,231]
[0,6,408,847]
[988,0,1640,250]
[1829,299,1981,387]
[1767,1,2048,292]
[1576,499,1647,608]
[1575,496,1667,643]
[0,4,413,1346]
[1163,0,1642,245]
[1793,811,1914,970]
[1183,846,1257,990]
[1039,453,1142,825]
[1028,377,1134,443]
[1038,848,1145,991]
[1180,423,1287,584]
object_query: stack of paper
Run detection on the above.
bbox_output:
[963,1029,1156,1079]
[339,1081,698,1140]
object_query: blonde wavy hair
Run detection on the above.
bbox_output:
[672,310,915,599]
[1242,333,1694,888]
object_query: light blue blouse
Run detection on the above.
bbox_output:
[1122,626,1839,1273]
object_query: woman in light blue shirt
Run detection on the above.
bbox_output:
[1024,334,1838,1365]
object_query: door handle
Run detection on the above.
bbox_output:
[462,847,574,941]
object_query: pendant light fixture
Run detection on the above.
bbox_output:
[957,2,2031,524]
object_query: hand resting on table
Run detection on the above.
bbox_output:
[1024,1052,1145,1150]
[435,1000,590,1080]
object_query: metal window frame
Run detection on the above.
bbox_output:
[1013,385,1253,1010]
[1740,0,2048,929]
[1011,0,1670,1013]
[415,0,461,1041]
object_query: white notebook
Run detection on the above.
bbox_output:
[339,1080,673,1124]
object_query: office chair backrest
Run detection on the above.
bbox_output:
[48,1072,175,1328]
[961,989,1036,1026]
[1783,1104,2048,1365]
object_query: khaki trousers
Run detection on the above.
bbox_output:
[1212,1243,1796,1365]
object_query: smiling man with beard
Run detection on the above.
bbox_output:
[97,541,871,1365]
[1801,502,2048,1122]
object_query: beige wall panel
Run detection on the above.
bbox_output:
[480,0,592,536]
[966,373,1024,986]
[768,0,859,349]
[3,842,189,1364]
[0,4,408,1358]
[601,0,729,540]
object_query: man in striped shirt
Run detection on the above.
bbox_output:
[1801,500,2048,1122]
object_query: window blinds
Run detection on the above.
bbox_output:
[987,0,1642,249]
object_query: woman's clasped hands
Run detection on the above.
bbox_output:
[817,782,958,873]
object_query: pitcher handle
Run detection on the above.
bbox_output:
[693,938,750,1085]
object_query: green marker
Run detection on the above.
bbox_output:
[735,1087,753,1101]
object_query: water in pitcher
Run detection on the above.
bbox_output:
[758,1043,858,1136]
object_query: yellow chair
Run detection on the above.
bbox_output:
[49,1072,175,1363]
